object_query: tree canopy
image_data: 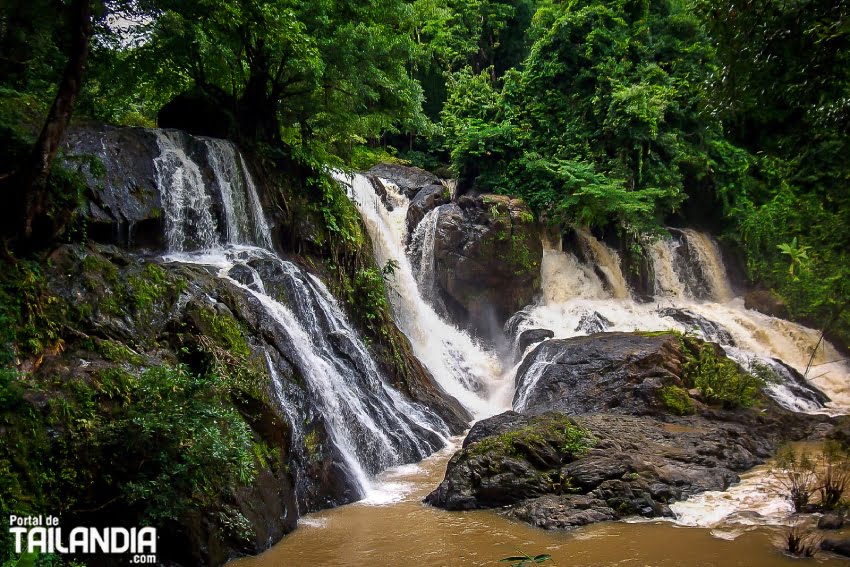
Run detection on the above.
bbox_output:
[0,0,848,345]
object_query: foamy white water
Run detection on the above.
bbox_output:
[337,172,507,418]
[513,232,850,414]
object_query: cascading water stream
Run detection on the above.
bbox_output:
[513,230,850,413]
[336,172,508,417]
[148,131,449,501]
[508,228,850,534]
[410,206,442,306]
[575,228,631,299]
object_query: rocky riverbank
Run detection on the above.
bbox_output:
[426,331,835,529]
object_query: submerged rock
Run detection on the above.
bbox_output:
[819,512,845,530]
[822,538,850,557]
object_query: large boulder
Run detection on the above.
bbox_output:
[406,183,450,236]
[368,163,440,199]
[63,124,166,248]
[429,195,542,339]
[425,411,773,521]
[513,332,686,415]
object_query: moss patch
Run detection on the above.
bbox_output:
[658,385,695,415]
[469,414,594,459]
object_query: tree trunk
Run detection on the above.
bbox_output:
[237,65,280,143]
[7,0,93,248]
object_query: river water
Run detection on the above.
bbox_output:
[233,439,848,566]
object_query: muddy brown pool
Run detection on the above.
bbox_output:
[231,442,847,567]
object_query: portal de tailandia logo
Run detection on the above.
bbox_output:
[9,515,157,563]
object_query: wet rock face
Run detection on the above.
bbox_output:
[517,329,554,355]
[368,163,440,199]
[430,195,542,340]
[657,308,735,345]
[41,244,366,564]
[406,183,449,236]
[366,163,542,341]
[513,332,686,415]
[63,125,165,248]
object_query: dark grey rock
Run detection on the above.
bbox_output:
[657,307,735,345]
[513,332,685,415]
[518,328,554,354]
[429,195,542,340]
[428,331,834,531]
[819,512,845,530]
[508,494,617,530]
[574,311,612,335]
[368,163,440,199]
[406,184,450,236]
[822,538,850,557]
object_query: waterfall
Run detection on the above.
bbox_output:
[517,231,850,414]
[575,228,631,299]
[149,131,449,500]
[153,130,272,251]
[337,172,507,418]
[153,130,220,251]
[649,237,686,299]
[410,206,442,306]
[541,246,608,304]
[680,229,734,302]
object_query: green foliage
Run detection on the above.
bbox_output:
[680,341,766,409]
[440,0,729,234]
[351,267,391,331]
[658,385,694,416]
[500,551,553,567]
[0,363,259,528]
[200,310,251,359]
[469,414,594,459]
[127,263,170,311]
[0,259,64,359]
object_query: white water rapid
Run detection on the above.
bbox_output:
[504,229,850,536]
[512,231,850,413]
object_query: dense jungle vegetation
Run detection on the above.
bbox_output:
[0,0,848,562]
[2,0,847,347]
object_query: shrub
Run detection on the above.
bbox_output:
[786,523,821,557]
[681,340,766,408]
[818,440,850,511]
[771,444,818,512]
[658,385,695,415]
